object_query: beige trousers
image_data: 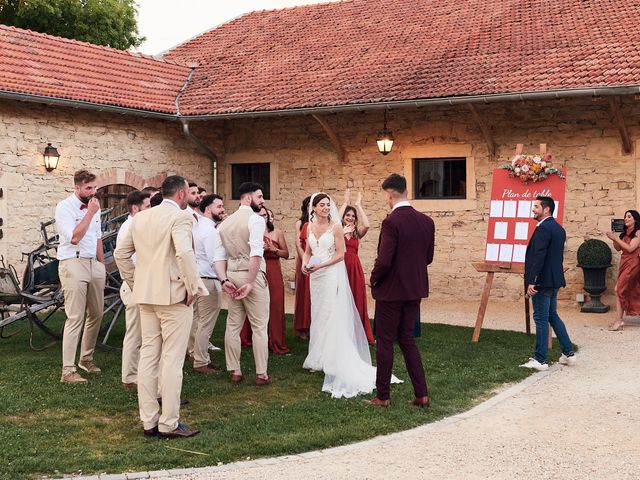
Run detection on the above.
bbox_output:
[137,302,192,433]
[225,271,270,375]
[189,279,222,368]
[120,283,141,384]
[59,257,105,374]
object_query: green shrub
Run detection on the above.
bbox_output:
[577,239,612,266]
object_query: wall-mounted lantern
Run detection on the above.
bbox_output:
[376,110,394,155]
[43,143,60,172]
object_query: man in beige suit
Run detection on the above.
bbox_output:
[115,175,207,439]
[218,182,272,386]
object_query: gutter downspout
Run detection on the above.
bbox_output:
[175,68,219,194]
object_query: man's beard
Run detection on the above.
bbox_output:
[188,200,200,208]
[79,195,92,204]
[212,214,223,223]
[250,201,261,212]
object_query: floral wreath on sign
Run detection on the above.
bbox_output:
[499,153,565,184]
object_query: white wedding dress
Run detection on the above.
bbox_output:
[303,223,401,398]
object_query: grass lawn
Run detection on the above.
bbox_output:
[0,312,560,479]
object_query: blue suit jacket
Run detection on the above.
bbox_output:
[524,217,566,290]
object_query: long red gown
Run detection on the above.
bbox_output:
[293,222,312,334]
[240,237,290,354]
[344,235,375,344]
[616,232,640,316]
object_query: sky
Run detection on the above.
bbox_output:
[135,0,339,55]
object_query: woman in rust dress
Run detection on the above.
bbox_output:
[339,190,374,344]
[293,196,312,339]
[606,209,640,331]
[240,207,290,354]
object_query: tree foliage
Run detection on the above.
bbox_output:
[0,0,145,50]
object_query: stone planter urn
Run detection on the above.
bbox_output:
[577,239,612,313]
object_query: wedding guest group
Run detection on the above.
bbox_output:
[605,209,640,331]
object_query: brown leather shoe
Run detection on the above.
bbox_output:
[193,363,218,374]
[158,422,200,439]
[363,397,390,407]
[230,373,244,384]
[409,396,431,408]
[254,375,273,386]
[143,426,159,437]
[122,382,137,389]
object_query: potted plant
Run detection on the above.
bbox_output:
[577,239,612,313]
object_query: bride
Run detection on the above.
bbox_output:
[302,192,399,398]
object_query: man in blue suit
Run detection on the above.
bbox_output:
[521,196,576,371]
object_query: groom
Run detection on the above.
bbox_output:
[367,174,435,408]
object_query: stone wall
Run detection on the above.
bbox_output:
[1,96,636,307]
[0,100,218,274]
[215,97,640,304]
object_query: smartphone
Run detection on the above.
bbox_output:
[611,218,625,233]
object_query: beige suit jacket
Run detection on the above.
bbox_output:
[115,200,208,306]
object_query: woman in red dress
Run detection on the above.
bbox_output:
[293,196,312,339]
[605,209,640,331]
[240,207,290,354]
[339,190,374,344]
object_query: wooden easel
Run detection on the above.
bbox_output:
[471,261,529,341]
[472,143,552,344]
[471,261,553,345]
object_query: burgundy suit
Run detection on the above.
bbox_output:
[370,204,435,401]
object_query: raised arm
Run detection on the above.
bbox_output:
[606,231,640,253]
[338,189,350,220]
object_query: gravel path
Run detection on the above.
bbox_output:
[172,300,640,480]
[73,299,640,479]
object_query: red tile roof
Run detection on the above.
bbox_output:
[0,24,191,114]
[2,0,640,117]
[165,0,640,115]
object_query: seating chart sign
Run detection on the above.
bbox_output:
[484,168,567,264]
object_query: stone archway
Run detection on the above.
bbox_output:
[96,183,136,219]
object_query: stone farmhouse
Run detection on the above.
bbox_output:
[1,0,639,303]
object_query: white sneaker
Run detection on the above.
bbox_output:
[208,342,221,352]
[559,354,576,366]
[519,358,549,371]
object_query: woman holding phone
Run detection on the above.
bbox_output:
[605,210,640,331]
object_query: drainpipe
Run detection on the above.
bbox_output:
[181,120,218,194]
[175,68,218,194]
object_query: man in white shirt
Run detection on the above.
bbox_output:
[185,182,200,221]
[117,190,151,388]
[218,182,272,385]
[55,170,105,384]
[188,194,228,373]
